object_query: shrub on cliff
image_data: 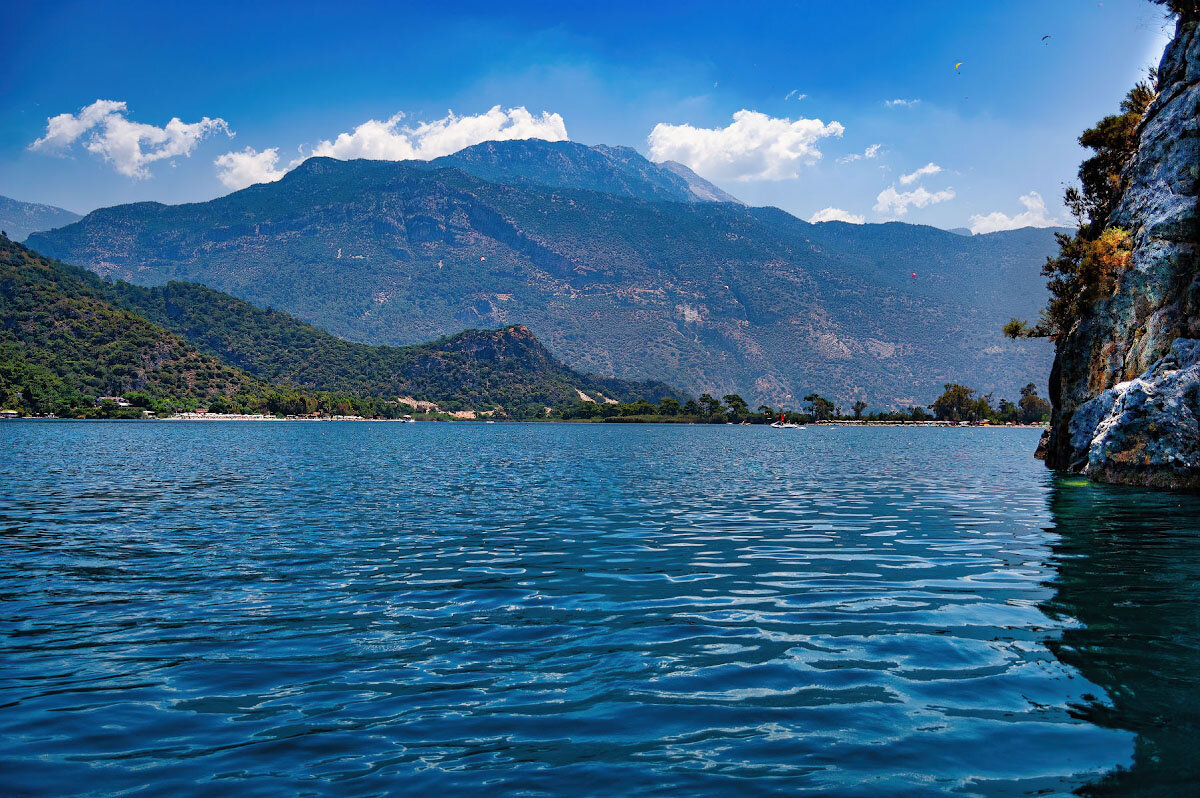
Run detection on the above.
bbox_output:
[1005,79,1153,340]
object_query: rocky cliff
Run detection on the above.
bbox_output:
[1043,10,1200,489]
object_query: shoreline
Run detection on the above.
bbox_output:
[1,414,1049,429]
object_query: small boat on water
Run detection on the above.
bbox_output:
[770,413,803,430]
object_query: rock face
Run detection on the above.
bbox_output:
[1065,339,1200,489]
[1043,14,1200,489]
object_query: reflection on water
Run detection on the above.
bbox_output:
[1042,481,1200,796]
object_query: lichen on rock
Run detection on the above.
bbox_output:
[1065,338,1200,488]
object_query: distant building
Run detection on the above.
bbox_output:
[96,396,132,407]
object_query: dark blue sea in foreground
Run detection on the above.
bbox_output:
[1,422,1197,796]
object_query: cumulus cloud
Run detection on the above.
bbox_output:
[968,191,1061,234]
[209,106,567,191]
[31,99,231,178]
[214,146,289,190]
[310,105,567,161]
[838,143,882,164]
[885,98,920,107]
[874,185,956,216]
[899,162,941,184]
[809,207,865,224]
[647,110,843,181]
[784,89,807,101]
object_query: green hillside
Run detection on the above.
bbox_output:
[106,278,678,412]
[0,237,676,417]
[0,236,264,415]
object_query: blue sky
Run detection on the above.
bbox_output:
[0,0,1175,230]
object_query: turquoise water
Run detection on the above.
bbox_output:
[1,422,1197,796]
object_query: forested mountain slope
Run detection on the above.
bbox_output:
[29,154,1059,405]
[1,238,674,416]
[109,278,678,411]
[0,236,263,413]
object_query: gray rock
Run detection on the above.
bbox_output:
[1043,15,1200,490]
[1070,338,1200,488]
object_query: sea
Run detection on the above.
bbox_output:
[1,421,1197,796]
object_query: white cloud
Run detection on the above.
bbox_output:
[214,146,288,190]
[784,89,807,101]
[899,162,941,185]
[647,110,844,182]
[31,99,231,179]
[809,207,865,224]
[874,184,956,216]
[968,191,1061,234]
[885,98,920,108]
[838,143,883,164]
[310,105,568,161]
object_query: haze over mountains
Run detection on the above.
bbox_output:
[28,139,1060,406]
[0,195,81,243]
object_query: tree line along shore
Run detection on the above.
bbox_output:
[3,382,1051,426]
[557,382,1050,425]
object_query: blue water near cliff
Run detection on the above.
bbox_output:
[1,422,1198,796]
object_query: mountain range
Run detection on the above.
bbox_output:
[0,195,81,243]
[27,139,1061,406]
[0,236,671,417]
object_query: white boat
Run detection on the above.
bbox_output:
[770,421,802,429]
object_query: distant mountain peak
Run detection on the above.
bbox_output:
[431,140,741,205]
[0,195,82,243]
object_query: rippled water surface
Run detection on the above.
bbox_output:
[2,422,1198,796]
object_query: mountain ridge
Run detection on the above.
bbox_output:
[428,139,739,204]
[28,152,1058,406]
[0,195,82,243]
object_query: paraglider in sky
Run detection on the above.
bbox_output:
[954,61,964,71]
[1041,35,1051,43]
[911,272,917,279]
